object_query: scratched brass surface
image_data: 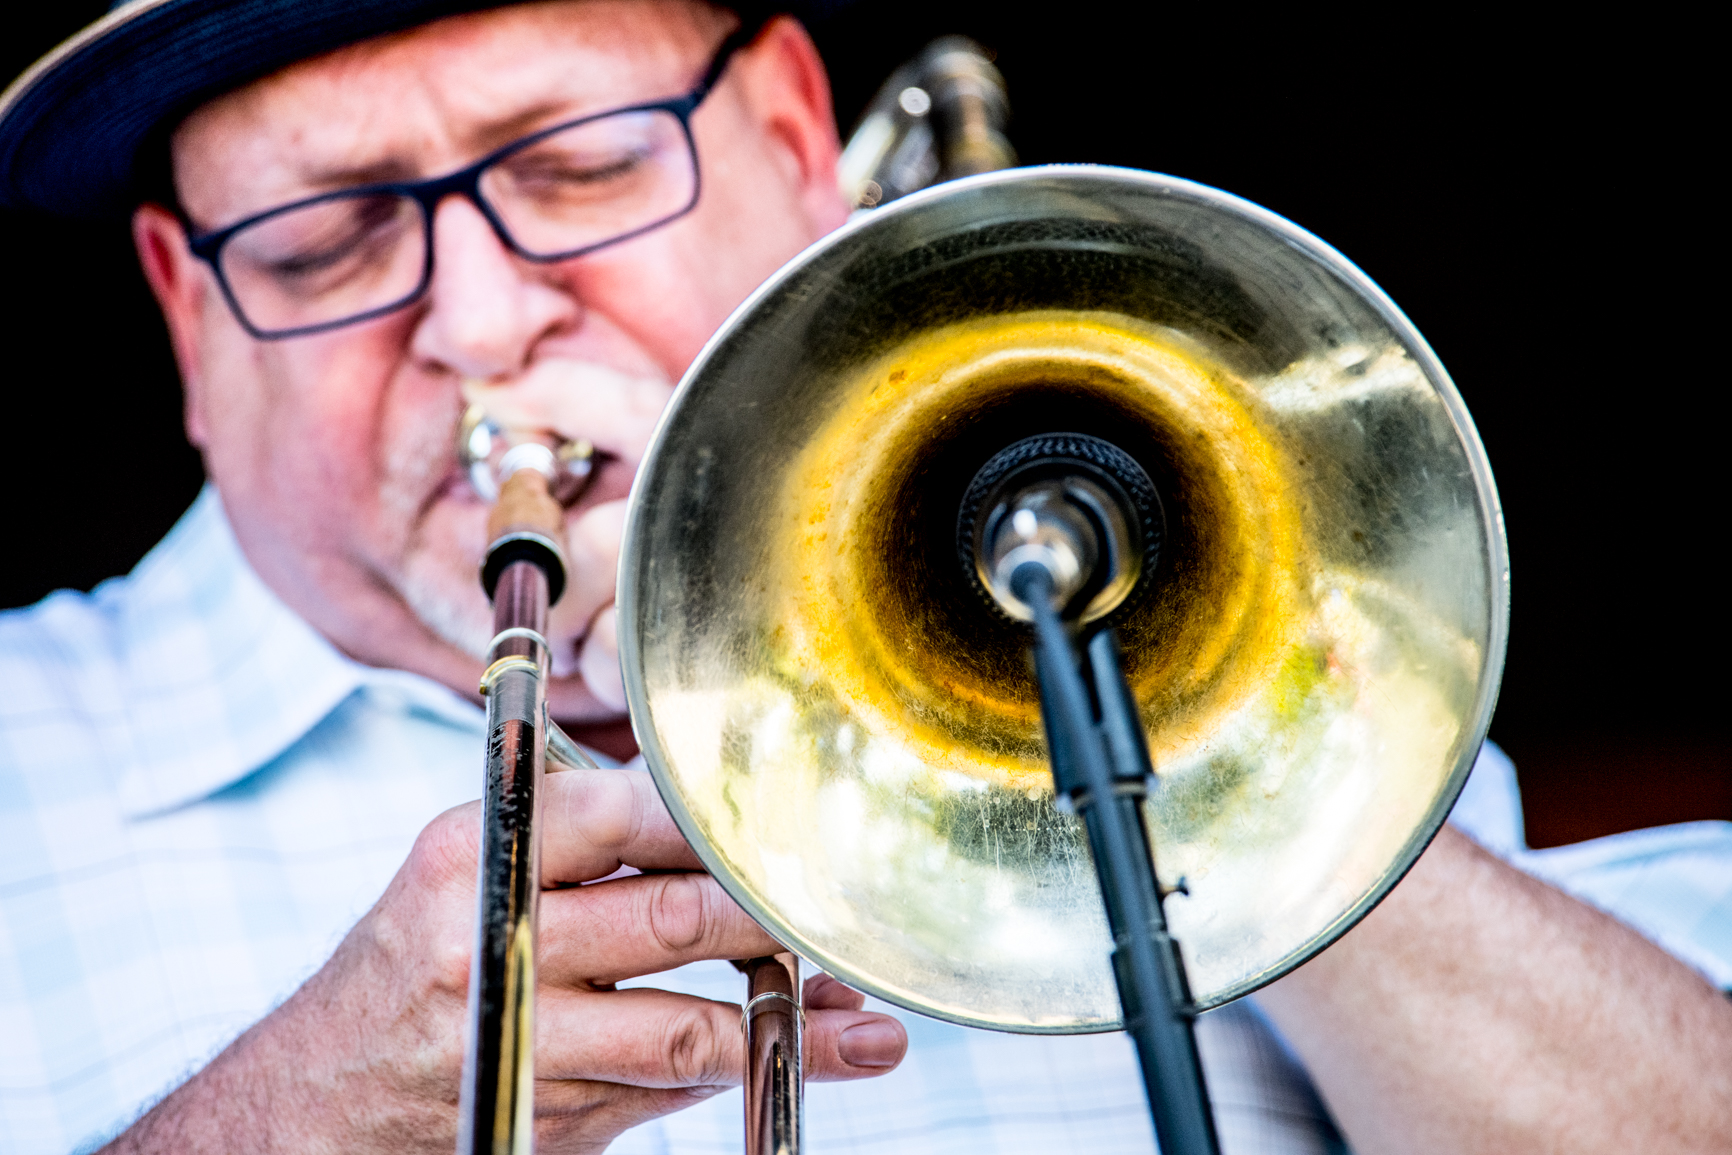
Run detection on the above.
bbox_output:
[618,167,1507,1030]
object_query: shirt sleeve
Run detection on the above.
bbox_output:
[1449,742,1732,990]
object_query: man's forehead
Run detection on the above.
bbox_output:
[174,0,728,225]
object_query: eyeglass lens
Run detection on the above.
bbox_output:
[217,108,697,335]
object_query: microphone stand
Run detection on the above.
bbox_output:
[1012,565,1221,1155]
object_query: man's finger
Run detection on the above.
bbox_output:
[538,988,745,1087]
[537,988,907,1087]
[806,1005,908,1076]
[532,1081,729,1152]
[576,607,625,711]
[539,872,780,985]
[540,766,702,883]
[547,499,626,679]
[804,972,868,1012]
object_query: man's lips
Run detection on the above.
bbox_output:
[436,463,486,504]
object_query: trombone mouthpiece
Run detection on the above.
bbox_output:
[457,403,595,505]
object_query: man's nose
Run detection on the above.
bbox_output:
[410,194,579,379]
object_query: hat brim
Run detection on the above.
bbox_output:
[0,0,808,220]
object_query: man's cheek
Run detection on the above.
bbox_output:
[193,329,294,503]
[295,330,451,542]
[209,337,373,495]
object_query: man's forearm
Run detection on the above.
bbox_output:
[104,992,343,1154]
[1257,824,1732,1153]
[100,945,448,1155]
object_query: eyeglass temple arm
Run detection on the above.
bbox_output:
[696,16,770,100]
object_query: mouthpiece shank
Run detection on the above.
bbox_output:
[488,466,565,544]
[480,468,569,607]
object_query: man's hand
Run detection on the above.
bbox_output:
[1258,824,1732,1154]
[104,768,907,1154]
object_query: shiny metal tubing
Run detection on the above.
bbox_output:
[834,36,1011,210]
[743,953,803,1155]
[546,721,600,772]
[458,560,550,1155]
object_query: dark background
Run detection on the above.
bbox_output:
[5,5,1722,847]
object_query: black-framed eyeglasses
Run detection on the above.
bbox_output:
[185,25,753,340]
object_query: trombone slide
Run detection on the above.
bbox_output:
[459,467,569,1155]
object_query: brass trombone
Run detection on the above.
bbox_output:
[454,44,1506,1155]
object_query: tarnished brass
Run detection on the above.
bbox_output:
[618,167,1507,1030]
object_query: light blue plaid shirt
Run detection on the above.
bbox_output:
[3,489,1728,1155]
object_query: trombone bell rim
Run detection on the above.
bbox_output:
[618,165,1509,1031]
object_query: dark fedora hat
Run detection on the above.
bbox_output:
[0,0,836,221]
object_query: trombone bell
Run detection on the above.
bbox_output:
[618,167,1508,1030]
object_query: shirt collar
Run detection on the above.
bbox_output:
[110,486,482,817]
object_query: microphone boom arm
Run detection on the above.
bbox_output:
[1018,558,1220,1155]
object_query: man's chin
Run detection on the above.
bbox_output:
[397,561,494,663]
[396,502,638,761]
[401,604,639,762]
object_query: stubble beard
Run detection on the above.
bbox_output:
[398,553,494,661]
[378,404,496,663]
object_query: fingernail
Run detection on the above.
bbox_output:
[838,1020,904,1068]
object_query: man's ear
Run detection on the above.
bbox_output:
[735,16,850,234]
[132,202,212,449]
